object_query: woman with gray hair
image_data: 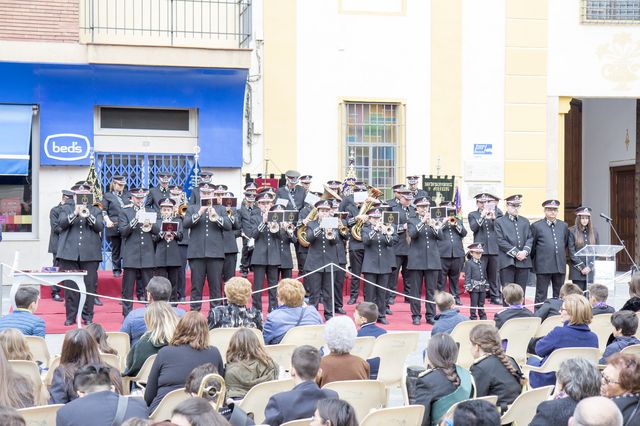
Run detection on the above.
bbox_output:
[529,357,601,426]
[317,316,370,387]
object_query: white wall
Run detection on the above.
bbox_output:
[460,0,506,211]
[549,0,640,97]
[581,98,636,244]
[295,0,430,187]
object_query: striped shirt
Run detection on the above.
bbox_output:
[0,309,46,337]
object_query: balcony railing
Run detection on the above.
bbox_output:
[80,0,251,48]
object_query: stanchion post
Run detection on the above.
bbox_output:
[330,263,335,318]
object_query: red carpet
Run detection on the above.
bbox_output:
[35,271,505,334]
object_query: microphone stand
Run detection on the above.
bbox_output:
[604,217,639,273]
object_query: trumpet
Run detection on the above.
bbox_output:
[338,223,350,238]
[196,373,226,410]
[447,216,458,226]
[269,221,281,233]
[325,228,336,240]
[208,206,219,222]
[79,204,90,218]
[284,222,296,234]
[141,219,152,232]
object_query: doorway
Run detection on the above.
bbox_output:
[610,164,635,271]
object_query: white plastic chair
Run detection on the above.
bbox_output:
[24,335,51,368]
[18,404,64,426]
[351,336,376,360]
[208,327,264,360]
[499,317,541,365]
[123,354,157,395]
[322,379,387,422]
[534,315,563,338]
[370,332,420,389]
[264,343,296,374]
[238,378,294,425]
[106,331,131,370]
[500,385,553,425]
[281,324,326,348]
[150,388,191,421]
[589,313,614,353]
[450,320,493,369]
[521,347,601,383]
[360,405,425,426]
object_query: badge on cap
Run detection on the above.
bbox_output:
[468,243,484,252]
[160,198,175,207]
[367,208,382,218]
[315,199,332,209]
[505,194,522,206]
[575,206,592,216]
[542,199,560,209]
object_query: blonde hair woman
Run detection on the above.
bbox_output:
[123,301,178,377]
[0,329,33,361]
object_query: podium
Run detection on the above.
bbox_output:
[575,245,623,292]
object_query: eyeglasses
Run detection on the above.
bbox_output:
[601,372,620,385]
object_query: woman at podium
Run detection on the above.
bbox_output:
[568,206,600,291]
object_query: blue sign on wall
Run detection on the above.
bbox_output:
[0,62,248,168]
[473,144,493,156]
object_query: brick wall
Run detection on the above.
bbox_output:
[0,0,78,43]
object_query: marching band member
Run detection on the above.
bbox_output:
[146,171,173,210]
[273,204,297,280]
[189,170,214,206]
[183,182,231,312]
[362,208,398,325]
[388,186,415,308]
[118,187,159,316]
[407,175,428,199]
[463,243,489,320]
[214,186,241,283]
[153,198,183,302]
[304,199,342,320]
[239,183,258,278]
[299,175,313,193]
[343,181,370,305]
[170,185,189,302]
[468,193,504,305]
[247,192,282,312]
[568,206,599,291]
[48,189,75,302]
[407,197,443,325]
[56,182,104,326]
[276,170,305,211]
[331,199,348,315]
[437,201,467,305]
[102,175,130,279]
[531,200,569,305]
[494,195,533,299]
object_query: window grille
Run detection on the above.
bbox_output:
[582,0,640,23]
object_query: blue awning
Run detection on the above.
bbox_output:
[0,105,33,176]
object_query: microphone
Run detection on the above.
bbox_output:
[600,213,613,222]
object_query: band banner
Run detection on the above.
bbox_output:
[421,175,456,205]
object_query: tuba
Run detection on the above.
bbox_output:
[197,373,226,410]
[351,185,382,242]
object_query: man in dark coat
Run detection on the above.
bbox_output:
[215,186,241,282]
[56,183,104,326]
[437,201,467,305]
[246,192,282,312]
[275,169,305,211]
[407,197,443,325]
[342,189,364,305]
[48,189,74,302]
[387,187,415,308]
[239,183,257,277]
[531,199,570,305]
[153,198,183,302]
[146,171,173,210]
[407,175,428,199]
[468,193,504,305]
[263,345,338,426]
[494,194,533,298]
[118,187,159,316]
[101,175,130,278]
[183,182,231,312]
[188,170,214,206]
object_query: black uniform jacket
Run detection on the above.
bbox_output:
[246,208,282,266]
[407,217,442,271]
[102,190,130,238]
[567,225,599,281]
[48,203,63,255]
[468,208,503,255]
[275,185,305,211]
[223,209,242,254]
[118,206,160,269]
[437,220,467,258]
[530,219,569,274]
[493,306,533,329]
[470,354,523,412]
[361,223,397,274]
[304,219,341,272]
[153,216,183,267]
[56,203,104,262]
[494,214,533,269]
[183,204,231,260]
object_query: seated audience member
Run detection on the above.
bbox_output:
[412,333,473,426]
[528,294,598,388]
[448,399,501,426]
[49,328,123,404]
[600,311,640,364]
[264,345,338,426]
[493,284,533,329]
[0,287,45,337]
[124,301,178,377]
[0,347,35,409]
[145,311,225,413]
[589,283,615,315]
[535,282,582,321]
[601,353,640,425]
[569,396,624,426]
[171,397,230,426]
[120,419,149,426]
[87,323,118,356]
[0,328,34,361]
[431,292,468,335]
[354,302,386,379]
[469,324,524,412]
[0,407,26,426]
[225,328,278,400]
[184,363,254,425]
[311,398,358,426]
[530,358,601,426]
[354,302,386,338]
[317,316,369,387]
[263,279,323,345]
[620,273,640,312]
[56,364,148,426]
[209,277,263,330]
[120,277,186,345]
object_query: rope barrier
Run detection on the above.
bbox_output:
[2,262,629,312]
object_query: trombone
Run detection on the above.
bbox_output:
[196,373,226,410]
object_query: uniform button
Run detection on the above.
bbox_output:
[141,242,144,245]
[206,234,209,237]
[80,226,83,229]
[79,236,82,240]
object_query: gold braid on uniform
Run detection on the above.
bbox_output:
[470,324,526,386]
